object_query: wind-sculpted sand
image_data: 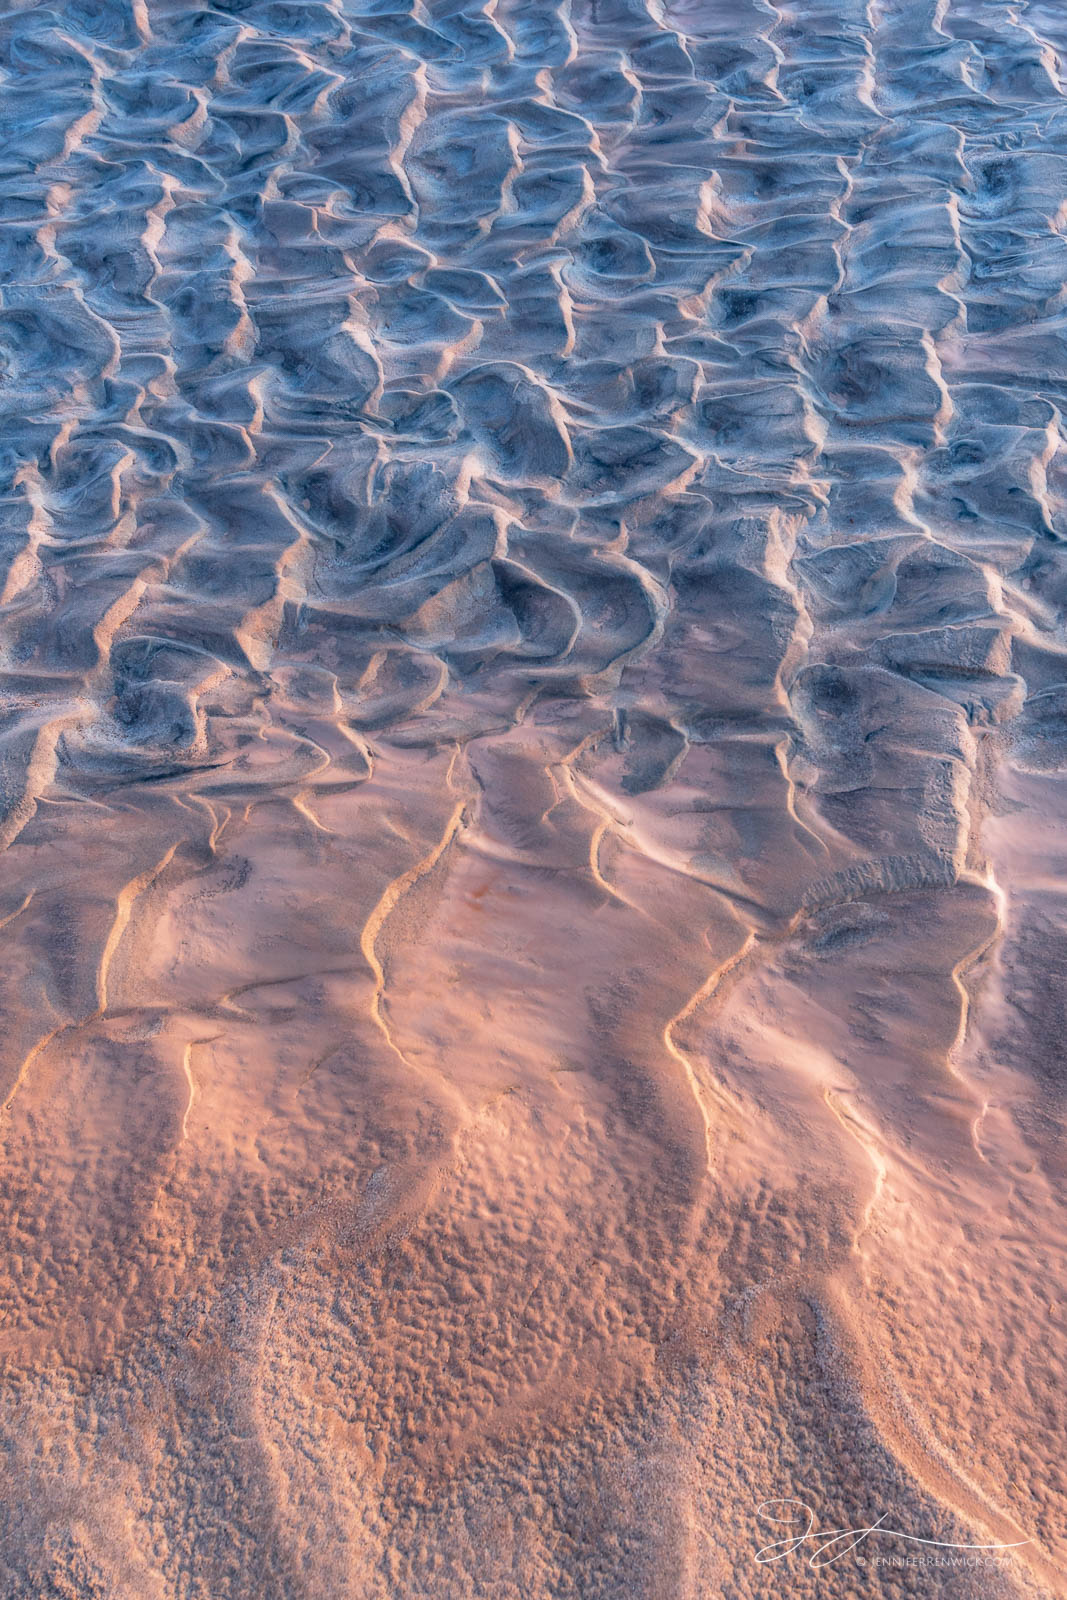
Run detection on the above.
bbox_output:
[0,0,1065,1594]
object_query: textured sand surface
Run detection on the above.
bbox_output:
[0,0,1066,1594]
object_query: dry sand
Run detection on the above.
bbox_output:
[0,0,1065,1594]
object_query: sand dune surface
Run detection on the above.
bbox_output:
[0,0,1065,1594]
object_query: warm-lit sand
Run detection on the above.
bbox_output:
[0,0,1065,1594]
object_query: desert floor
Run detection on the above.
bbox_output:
[0,0,1064,1595]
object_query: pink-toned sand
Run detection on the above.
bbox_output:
[0,0,1064,1594]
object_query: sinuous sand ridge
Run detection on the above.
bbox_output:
[0,0,1065,1594]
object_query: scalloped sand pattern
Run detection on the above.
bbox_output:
[0,0,1065,1595]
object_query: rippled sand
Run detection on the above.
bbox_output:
[0,0,1065,1594]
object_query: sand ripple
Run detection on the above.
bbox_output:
[0,0,1065,1594]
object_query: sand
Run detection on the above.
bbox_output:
[0,0,1064,1594]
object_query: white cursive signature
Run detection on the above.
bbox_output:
[755,1499,1031,1569]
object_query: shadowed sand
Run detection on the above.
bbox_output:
[0,0,1065,1595]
